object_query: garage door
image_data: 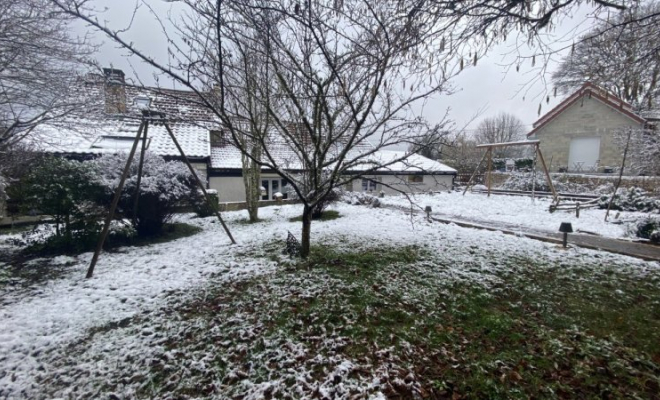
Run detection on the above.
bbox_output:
[568,137,600,172]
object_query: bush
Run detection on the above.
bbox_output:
[631,217,660,243]
[22,157,104,238]
[499,173,558,192]
[492,158,534,171]
[311,189,341,219]
[21,221,138,256]
[192,189,219,218]
[93,152,202,236]
[598,187,660,213]
[343,192,381,208]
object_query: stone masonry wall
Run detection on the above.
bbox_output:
[530,96,644,171]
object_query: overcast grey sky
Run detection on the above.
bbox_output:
[75,1,600,135]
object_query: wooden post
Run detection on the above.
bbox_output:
[462,150,489,196]
[605,128,632,222]
[531,144,539,202]
[536,147,558,204]
[486,148,493,197]
[162,122,236,244]
[132,121,150,225]
[86,122,145,279]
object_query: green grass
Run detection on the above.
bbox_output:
[288,210,341,222]
[92,243,660,399]
[270,251,660,398]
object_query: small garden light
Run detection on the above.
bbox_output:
[559,222,573,248]
[425,205,432,219]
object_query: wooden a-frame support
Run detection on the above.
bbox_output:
[462,140,558,204]
[85,111,236,279]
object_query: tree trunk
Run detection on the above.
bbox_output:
[242,137,261,223]
[300,204,313,258]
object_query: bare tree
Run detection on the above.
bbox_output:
[552,2,660,112]
[615,127,660,175]
[439,133,483,174]
[474,112,526,158]
[229,46,275,223]
[50,0,634,256]
[0,0,95,152]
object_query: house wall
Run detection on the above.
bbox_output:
[209,173,282,203]
[211,172,454,203]
[350,174,454,194]
[209,176,245,203]
[529,96,644,171]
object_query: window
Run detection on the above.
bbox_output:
[261,178,289,200]
[210,130,229,147]
[408,175,423,183]
[362,178,377,192]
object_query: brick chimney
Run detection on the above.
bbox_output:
[103,68,127,114]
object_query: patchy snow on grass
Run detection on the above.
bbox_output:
[0,203,658,399]
[380,191,648,239]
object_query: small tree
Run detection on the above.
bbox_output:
[23,157,103,237]
[93,152,201,236]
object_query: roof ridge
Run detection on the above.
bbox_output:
[527,82,645,137]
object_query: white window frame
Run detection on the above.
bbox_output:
[261,178,289,201]
[362,178,377,192]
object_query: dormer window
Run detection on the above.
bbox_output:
[210,130,229,147]
[91,135,150,150]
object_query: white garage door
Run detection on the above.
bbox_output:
[568,137,600,172]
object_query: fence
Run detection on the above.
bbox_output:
[456,174,484,185]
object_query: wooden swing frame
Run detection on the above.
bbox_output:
[462,140,559,204]
[85,109,236,279]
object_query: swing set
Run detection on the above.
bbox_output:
[462,140,559,204]
[85,105,236,279]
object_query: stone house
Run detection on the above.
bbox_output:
[26,68,456,203]
[527,82,648,172]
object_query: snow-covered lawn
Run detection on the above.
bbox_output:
[380,191,649,239]
[1,203,659,398]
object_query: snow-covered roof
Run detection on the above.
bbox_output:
[28,118,210,158]
[211,139,307,171]
[211,142,456,175]
[361,150,457,174]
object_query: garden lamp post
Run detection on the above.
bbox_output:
[425,205,432,220]
[559,222,573,248]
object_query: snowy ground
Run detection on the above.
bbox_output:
[0,203,659,399]
[380,191,649,239]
